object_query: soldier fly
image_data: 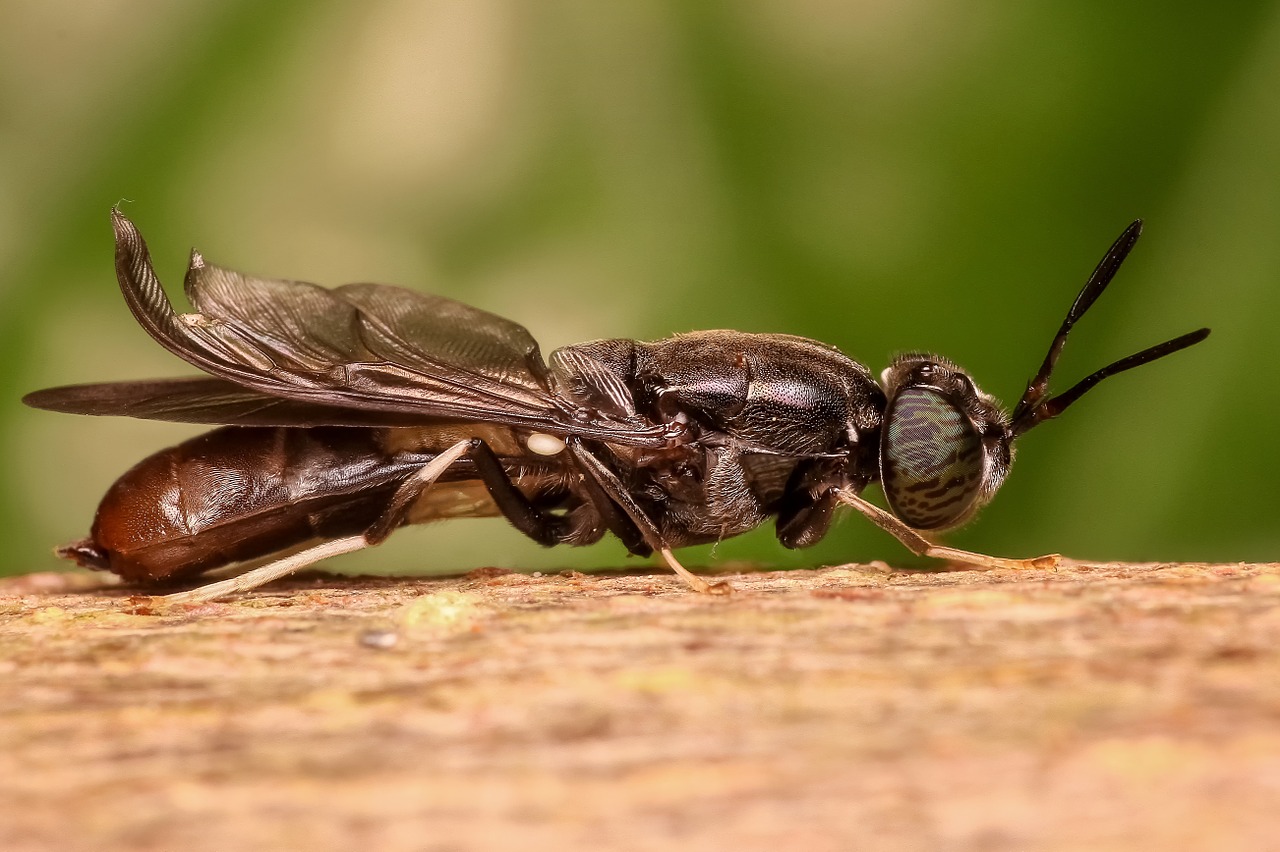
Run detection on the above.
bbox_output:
[23,211,1209,602]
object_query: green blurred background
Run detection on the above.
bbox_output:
[3,1,1277,579]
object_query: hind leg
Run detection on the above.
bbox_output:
[159,440,475,604]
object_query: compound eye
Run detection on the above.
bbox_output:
[881,386,985,530]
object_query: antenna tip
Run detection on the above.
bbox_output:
[1174,327,1212,348]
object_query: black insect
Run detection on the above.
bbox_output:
[24,211,1209,602]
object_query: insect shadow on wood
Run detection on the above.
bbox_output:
[23,211,1209,603]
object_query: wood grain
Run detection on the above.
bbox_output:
[2,560,1278,851]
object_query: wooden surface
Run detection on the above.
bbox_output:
[2,560,1278,851]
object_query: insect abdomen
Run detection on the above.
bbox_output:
[63,427,414,583]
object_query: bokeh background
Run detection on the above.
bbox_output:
[3,1,1277,579]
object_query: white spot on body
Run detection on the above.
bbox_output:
[526,432,566,456]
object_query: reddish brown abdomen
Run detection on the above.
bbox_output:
[68,427,415,583]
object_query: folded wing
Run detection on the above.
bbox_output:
[23,377,451,427]
[93,210,668,445]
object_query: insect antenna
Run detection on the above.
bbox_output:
[1009,326,1209,436]
[1010,219,1144,428]
[1008,219,1209,436]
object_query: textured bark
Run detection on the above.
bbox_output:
[2,560,1278,851]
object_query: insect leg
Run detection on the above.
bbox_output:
[158,439,474,605]
[567,440,732,595]
[835,490,1061,571]
[568,456,652,557]
[776,459,846,548]
[154,535,372,605]
[458,438,574,546]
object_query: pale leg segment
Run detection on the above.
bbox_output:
[835,490,1060,571]
[659,548,733,595]
[158,440,474,605]
[568,441,731,594]
[158,536,372,605]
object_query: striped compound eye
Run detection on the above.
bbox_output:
[881,386,986,530]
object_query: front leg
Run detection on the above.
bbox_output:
[775,458,844,549]
[835,489,1061,571]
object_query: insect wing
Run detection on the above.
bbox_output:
[21,377,459,427]
[110,210,669,444]
[331,282,550,390]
